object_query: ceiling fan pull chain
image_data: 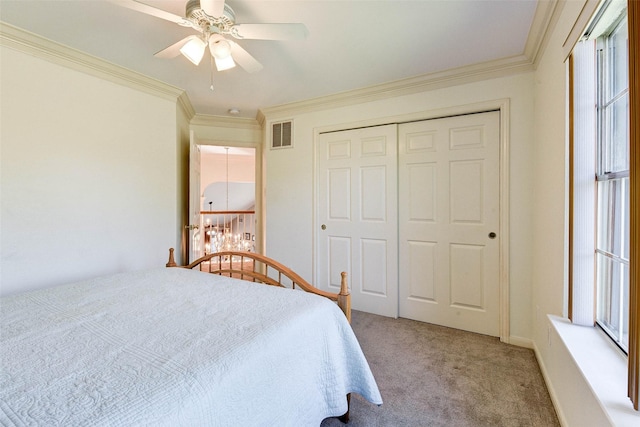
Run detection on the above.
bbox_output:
[210,54,215,91]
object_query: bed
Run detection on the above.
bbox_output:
[0,249,382,426]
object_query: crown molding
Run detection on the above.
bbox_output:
[0,21,185,103]
[256,110,266,127]
[525,0,562,66]
[259,54,534,119]
[177,92,196,120]
[191,113,261,130]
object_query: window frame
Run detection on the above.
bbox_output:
[570,0,638,410]
[594,11,630,353]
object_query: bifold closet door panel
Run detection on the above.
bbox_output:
[398,111,501,336]
[317,124,398,318]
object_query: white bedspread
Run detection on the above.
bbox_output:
[0,268,382,426]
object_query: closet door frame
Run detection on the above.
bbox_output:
[312,99,511,344]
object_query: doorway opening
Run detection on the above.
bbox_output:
[198,145,257,255]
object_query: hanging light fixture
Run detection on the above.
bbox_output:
[224,147,229,211]
[179,35,207,65]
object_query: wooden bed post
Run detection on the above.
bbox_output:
[336,272,352,423]
[166,248,177,267]
[337,272,351,323]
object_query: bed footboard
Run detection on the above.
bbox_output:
[166,248,351,323]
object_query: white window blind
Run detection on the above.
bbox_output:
[571,39,598,327]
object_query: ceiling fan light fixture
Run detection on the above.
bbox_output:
[209,38,236,70]
[214,55,236,71]
[180,37,206,65]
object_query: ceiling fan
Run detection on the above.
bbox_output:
[111,0,308,74]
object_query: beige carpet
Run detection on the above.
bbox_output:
[322,311,560,427]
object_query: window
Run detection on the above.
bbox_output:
[594,9,630,352]
[571,0,640,410]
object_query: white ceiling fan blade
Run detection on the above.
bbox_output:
[228,41,263,73]
[201,0,226,18]
[154,36,198,59]
[230,23,309,40]
[109,0,187,25]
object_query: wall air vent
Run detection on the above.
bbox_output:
[271,120,293,149]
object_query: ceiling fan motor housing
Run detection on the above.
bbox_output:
[186,0,236,32]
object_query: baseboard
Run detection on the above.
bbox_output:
[532,342,569,427]
[511,334,569,426]
[508,335,534,348]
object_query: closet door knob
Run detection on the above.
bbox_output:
[488,232,496,239]
[321,224,327,230]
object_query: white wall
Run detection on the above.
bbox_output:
[0,45,182,296]
[262,72,535,342]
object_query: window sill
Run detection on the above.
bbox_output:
[548,315,640,427]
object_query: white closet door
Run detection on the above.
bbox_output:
[398,111,500,336]
[317,125,398,318]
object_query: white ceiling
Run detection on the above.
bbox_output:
[203,181,255,211]
[0,0,541,119]
[200,145,255,155]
